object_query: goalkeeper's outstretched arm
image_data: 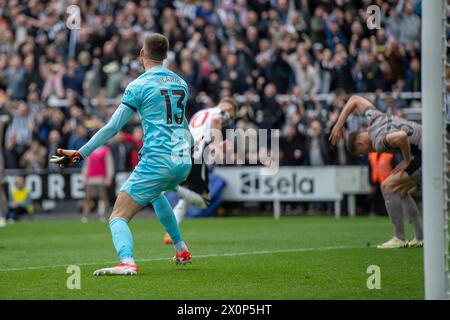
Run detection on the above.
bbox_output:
[50,104,135,168]
[79,104,135,158]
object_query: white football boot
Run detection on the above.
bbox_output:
[377,237,408,249]
[93,263,138,276]
[407,238,424,248]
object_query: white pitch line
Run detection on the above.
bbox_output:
[0,245,362,272]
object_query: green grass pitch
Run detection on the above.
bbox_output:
[0,216,425,299]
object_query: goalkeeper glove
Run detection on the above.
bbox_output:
[50,149,83,168]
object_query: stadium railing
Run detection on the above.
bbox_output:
[45,91,422,108]
[3,166,371,218]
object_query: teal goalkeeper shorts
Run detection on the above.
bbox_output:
[120,157,191,207]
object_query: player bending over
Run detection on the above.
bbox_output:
[330,95,423,249]
[164,97,237,244]
[51,33,193,275]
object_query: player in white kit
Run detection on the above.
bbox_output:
[164,97,237,244]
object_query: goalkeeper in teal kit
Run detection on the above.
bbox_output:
[51,34,193,275]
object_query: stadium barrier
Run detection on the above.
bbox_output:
[46,91,421,109]
[213,166,371,219]
[4,166,371,219]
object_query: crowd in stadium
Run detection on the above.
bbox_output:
[0,0,422,172]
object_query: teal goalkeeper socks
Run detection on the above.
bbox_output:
[175,241,188,253]
[152,194,183,249]
[109,217,134,261]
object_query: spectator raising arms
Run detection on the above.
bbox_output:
[0,0,422,172]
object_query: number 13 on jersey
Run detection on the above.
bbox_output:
[160,89,186,125]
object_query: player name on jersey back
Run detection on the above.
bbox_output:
[155,76,183,85]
